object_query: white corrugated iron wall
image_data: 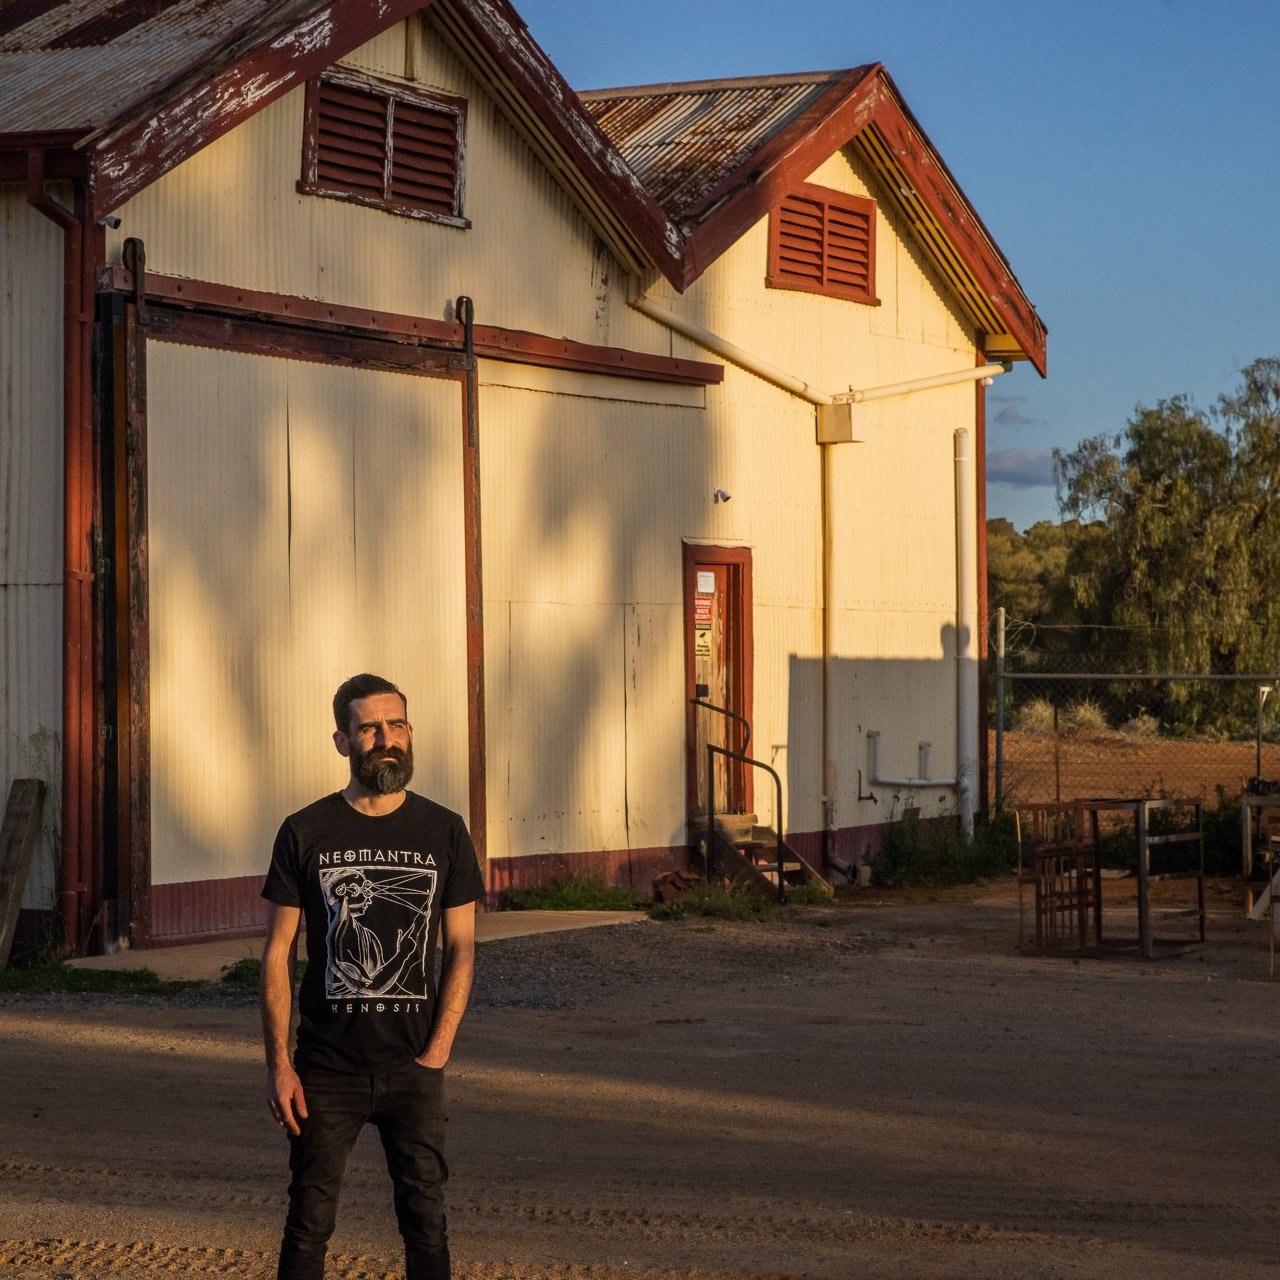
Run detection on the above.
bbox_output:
[107,21,658,358]
[0,188,64,910]
[651,144,981,845]
[147,345,468,888]
[481,381,710,861]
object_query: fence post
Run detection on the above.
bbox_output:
[995,607,1006,809]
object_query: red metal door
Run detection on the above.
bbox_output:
[684,545,752,820]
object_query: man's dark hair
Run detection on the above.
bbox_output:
[333,673,407,733]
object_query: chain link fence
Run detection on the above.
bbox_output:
[990,612,1280,815]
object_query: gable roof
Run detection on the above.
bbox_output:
[0,0,686,282]
[583,67,1046,375]
[0,0,317,135]
[0,1,1044,372]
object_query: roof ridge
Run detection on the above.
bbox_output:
[578,68,859,101]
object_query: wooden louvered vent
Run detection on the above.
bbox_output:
[301,72,468,226]
[767,182,877,305]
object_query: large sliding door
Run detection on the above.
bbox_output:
[142,344,467,939]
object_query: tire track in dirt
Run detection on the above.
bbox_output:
[0,1240,831,1280]
[8,1158,1278,1253]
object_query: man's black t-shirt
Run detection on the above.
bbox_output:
[262,791,485,1072]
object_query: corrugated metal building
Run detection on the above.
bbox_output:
[0,0,1045,949]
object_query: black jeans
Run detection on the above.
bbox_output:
[276,1060,450,1280]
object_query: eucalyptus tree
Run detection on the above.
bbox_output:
[1053,356,1280,732]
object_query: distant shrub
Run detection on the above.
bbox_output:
[1118,711,1161,738]
[1061,698,1109,734]
[1011,698,1056,734]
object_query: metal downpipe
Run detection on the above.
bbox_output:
[954,428,977,835]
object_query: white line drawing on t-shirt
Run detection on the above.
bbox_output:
[320,865,438,999]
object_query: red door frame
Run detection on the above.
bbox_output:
[683,542,754,821]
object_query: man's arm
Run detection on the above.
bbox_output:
[416,902,476,1069]
[261,903,308,1134]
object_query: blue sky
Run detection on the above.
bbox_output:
[516,0,1280,530]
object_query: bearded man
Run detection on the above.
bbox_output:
[260,673,484,1280]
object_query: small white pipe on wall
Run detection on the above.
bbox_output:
[866,731,957,788]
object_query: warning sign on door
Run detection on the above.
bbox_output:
[694,597,713,630]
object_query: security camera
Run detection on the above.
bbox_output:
[99,215,122,229]
[713,488,731,503]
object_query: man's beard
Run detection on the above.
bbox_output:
[350,742,414,795]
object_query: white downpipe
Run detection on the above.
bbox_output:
[865,429,977,834]
[629,292,834,405]
[954,428,977,835]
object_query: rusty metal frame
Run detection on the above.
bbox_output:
[1016,798,1206,960]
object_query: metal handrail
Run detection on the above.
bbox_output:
[689,697,751,754]
[706,742,787,902]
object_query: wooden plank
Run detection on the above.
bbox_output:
[0,779,48,970]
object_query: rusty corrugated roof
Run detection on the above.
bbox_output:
[580,71,856,224]
[0,0,314,134]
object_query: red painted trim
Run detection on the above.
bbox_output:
[682,543,754,821]
[80,0,687,287]
[677,67,1046,376]
[461,370,487,879]
[86,0,447,218]
[124,295,153,948]
[680,66,881,284]
[298,68,471,228]
[147,822,942,940]
[765,181,880,306]
[26,156,97,952]
[975,340,990,819]
[0,142,84,181]
[150,875,268,944]
[443,0,685,284]
[102,269,722,385]
[141,306,460,379]
[865,83,1046,376]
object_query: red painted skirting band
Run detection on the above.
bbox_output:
[146,823,924,944]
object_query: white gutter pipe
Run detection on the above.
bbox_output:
[630,291,834,405]
[834,363,1012,404]
[630,292,1014,410]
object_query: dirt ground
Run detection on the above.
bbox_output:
[994,729,1267,807]
[2,878,1278,1280]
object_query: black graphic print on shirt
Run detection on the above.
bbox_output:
[319,862,438,1000]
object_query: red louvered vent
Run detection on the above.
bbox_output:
[767,183,877,305]
[390,99,460,217]
[316,80,388,201]
[301,73,467,226]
